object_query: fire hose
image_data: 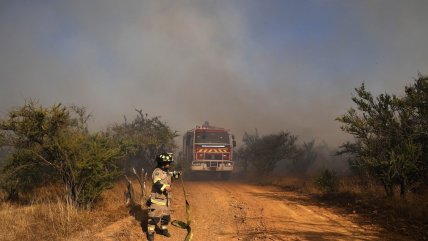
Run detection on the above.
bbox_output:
[171,174,193,241]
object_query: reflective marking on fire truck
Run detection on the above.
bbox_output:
[196,148,228,153]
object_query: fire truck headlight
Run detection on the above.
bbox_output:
[225,162,233,167]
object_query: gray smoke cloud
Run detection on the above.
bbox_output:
[1,0,428,148]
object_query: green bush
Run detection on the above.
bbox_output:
[0,102,131,208]
[336,75,427,197]
[237,131,298,176]
[314,169,339,193]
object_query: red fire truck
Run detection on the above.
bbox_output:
[182,122,236,178]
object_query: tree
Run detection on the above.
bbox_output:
[402,74,428,184]
[236,130,259,175]
[289,140,317,175]
[108,109,178,173]
[238,131,298,176]
[0,101,130,207]
[337,75,427,197]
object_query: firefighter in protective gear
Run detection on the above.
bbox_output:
[147,153,180,241]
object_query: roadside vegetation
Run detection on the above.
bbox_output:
[0,104,176,241]
[0,179,140,241]
[235,74,428,239]
[337,74,427,198]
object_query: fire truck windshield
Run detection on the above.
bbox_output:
[195,131,230,144]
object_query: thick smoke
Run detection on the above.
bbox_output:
[1,0,428,148]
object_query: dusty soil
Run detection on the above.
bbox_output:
[89,180,408,241]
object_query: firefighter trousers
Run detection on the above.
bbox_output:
[147,203,171,234]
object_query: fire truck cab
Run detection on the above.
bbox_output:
[182,122,236,177]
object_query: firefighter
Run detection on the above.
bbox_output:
[147,153,180,241]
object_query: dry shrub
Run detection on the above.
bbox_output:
[0,200,91,241]
[270,176,318,193]
[97,178,145,210]
[0,180,133,241]
[271,174,389,196]
[387,194,428,221]
[337,176,383,195]
[30,185,64,203]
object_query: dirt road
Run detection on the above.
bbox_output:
[93,181,393,241]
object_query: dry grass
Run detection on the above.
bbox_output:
[0,179,135,241]
[0,201,88,241]
[270,175,318,192]
[270,175,398,195]
[270,175,428,239]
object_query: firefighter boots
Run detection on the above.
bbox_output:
[160,229,171,237]
[147,233,154,241]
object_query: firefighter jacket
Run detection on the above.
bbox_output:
[150,167,172,207]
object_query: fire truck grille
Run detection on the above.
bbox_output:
[205,153,222,160]
[210,162,218,167]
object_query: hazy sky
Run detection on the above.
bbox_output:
[1,0,428,147]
